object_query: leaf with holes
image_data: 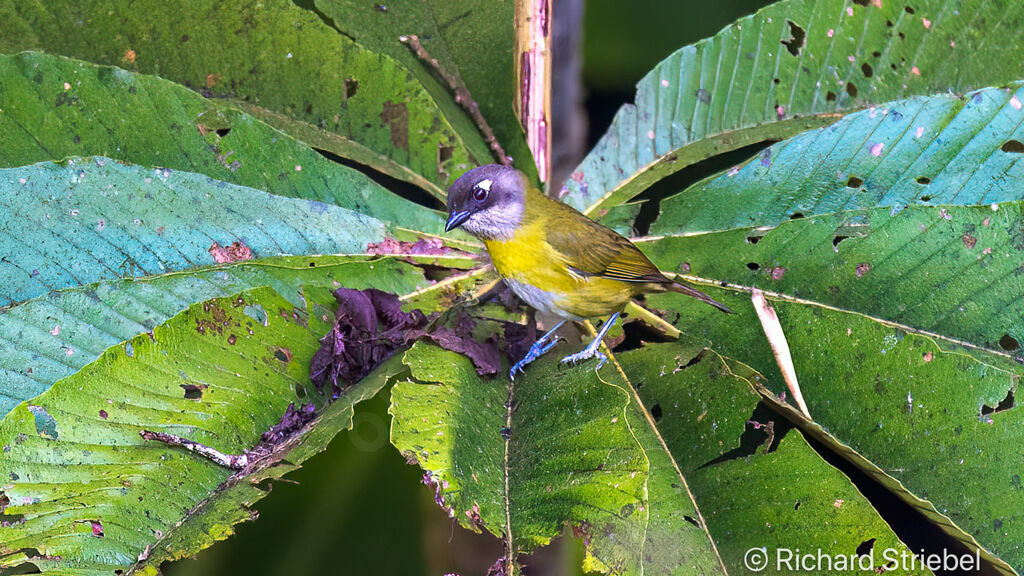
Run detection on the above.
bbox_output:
[389,342,726,575]
[0,0,492,195]
[0,52,445,233]
[623,198,1024,570]
[631,283,1024,574]
[0,148,489,574]
[309,0,537,184]
[564,0,1024,225]
[0,157,397,306]
[615,341,930,575]
[0,288,414,576]
[654,83,1024,234]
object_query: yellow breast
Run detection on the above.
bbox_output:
[483,219,636,320]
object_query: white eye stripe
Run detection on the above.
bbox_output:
[476,178,493,191]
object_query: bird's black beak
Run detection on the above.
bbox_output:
[445,210,471,232]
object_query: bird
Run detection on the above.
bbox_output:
[444,164,733,379]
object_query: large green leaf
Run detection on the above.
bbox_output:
[0,0,487,194]
[653,84,1024,233]
[0,249,488,574]
[0,255,440,419]
[626,197,1024,570]
[616,342,928,575]
[564,0,1024,218]
[0,52,444,232]
[311,0,537,183]
[0,157,391,305]
[0,288,390,576]
[390,343,726,575]
[388,335,936,574]
[587,82,1024,573]
[641,201,1024,354]
[636,285,1020,573]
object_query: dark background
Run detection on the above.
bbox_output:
[165,1,773,574]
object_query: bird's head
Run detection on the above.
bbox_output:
[445,164,527,240]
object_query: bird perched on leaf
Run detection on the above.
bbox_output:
[445,164,732,379]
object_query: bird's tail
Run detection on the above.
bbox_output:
[665,280,734,314]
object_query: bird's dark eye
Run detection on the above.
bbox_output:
[472,186,488,201]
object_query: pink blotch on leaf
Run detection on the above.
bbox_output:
[869,142,884,156]
[855,263,871,277]
[922,17,931,29]
[208,241,254,263]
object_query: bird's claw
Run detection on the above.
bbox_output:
[509,336,564,380]
[560,347,607,369]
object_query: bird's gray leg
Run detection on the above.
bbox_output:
[560,312,620,369]
[509,319,567,379]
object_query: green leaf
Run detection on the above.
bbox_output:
[0,52,445,232]
[0,287,404,576]
[641,201,1024,355]
[563,0,1024,218]
[653,84,1024,234]
[389,343,725,574]
[0,157,393,305]
[309,0,538,183]
[616,342,929,576]
[611,86,1024,571]
[638,286,1021,573]
[0,0,485,194]
[0,255,438,419]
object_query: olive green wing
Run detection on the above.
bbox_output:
[545,205,668,284]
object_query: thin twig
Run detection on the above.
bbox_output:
[750,289,811,418]
[399,34,511,166]
[140,430,251,470]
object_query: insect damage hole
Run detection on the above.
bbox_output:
[981,388,1015,416]
[649,403,663,422]
[856,538,877,556]
[747,262,761,271]
[781,20,806,56]
[846,176,864,188]
[1001,140,1024,153]
[343,77,358,99]
[861,63,874,78]
[916,176,931,185]
[180,383,207,400]
[1000,333,1020,351]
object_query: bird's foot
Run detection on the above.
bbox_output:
[509,335,564,380]
[560,344,608,370]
